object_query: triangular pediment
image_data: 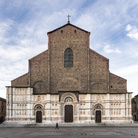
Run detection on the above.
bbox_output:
[47,23,90,34]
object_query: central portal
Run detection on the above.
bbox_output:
[65,105,73,122]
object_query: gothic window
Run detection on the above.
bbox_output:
[64,48,73,67]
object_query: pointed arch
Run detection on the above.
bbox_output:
[64,48,73,67]
[94,104,103,110]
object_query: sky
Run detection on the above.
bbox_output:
[0,0,138,98]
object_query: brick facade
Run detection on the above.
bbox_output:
[6,22,132,124]
[11,23,127,94]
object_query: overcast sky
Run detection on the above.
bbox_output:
[0,0,138,98]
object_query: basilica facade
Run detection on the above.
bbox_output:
[6,21,132,124]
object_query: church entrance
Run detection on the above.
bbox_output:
[134,115,137,121]
[65,105,73,122]
[95,110,101,123]
[36,111,42,123]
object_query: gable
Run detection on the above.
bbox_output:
[11,73,29,87]
[90,49,109,61]
[29,50,48,62]
[47,23,90,35]
[110,73,127,93]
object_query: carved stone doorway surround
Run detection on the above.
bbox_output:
[59,92,79,123]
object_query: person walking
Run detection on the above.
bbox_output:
[55,123,59,129]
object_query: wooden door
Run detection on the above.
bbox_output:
[96,110,101,123]
[65,105,73,122]
[36,111,42,123]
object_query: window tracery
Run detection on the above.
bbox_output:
[64,48,73,67]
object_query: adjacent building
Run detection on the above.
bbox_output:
[0,97,6,123]
[132,95,138,121]
[6,21,132,124]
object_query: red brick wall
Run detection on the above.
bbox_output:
[48,25,90,93]
[11,24,127,94]
[29,50,49,93]
[89,49,109,93]
[11,73,29,87]
[110,73,127,93]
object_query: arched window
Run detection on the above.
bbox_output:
[64,48,73,67]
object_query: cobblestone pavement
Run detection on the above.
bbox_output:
[0,127,138,138]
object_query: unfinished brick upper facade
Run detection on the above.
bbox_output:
[11,23,127,94]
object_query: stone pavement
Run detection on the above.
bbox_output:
[0,126,138,138]
[1,121,138,128]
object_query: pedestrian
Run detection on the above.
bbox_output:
[55,122,59,129]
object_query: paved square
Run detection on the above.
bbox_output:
[0,127,138,138]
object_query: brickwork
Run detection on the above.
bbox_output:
[89,49,109,93]
[11,73,29,87]
[48,24,90,93]
[11,23,127,94]
[29,50,49,93]
[110,73,127,93]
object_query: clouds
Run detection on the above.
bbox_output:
[126,24,138,40]
[0,19,14,44]
[113,64,138,77]
[0,0,138,98]
[0,17,48,98]
[103,45,121,54]
[74,0,138,51]
[112,64,138,94]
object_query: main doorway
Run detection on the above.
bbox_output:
[65,105,73,122]
[36,111,42,123]
[95,110,101,123]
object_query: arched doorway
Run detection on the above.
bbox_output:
[36,111,42,123]
[94,104,103,123]
[134,115,137,121]
[65,105,73,122]
[60,93,78,123]
[95,110,101,123]
[0,116,3,123]
[34,104,43,123]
